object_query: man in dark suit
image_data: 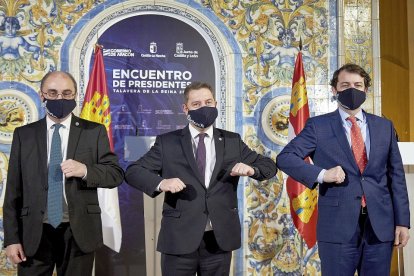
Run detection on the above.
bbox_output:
[4,71,124,275]
[125,82,277,275]
[277,63,410,275]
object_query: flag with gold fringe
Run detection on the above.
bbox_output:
[286,48,317,249]
[80,44,122,252]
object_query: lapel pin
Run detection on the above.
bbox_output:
[75,122,79,126]
[219,137,222,141]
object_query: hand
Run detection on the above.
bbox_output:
[394,226,410,248]
[61,159,87,178]
[230,162,254,177]
[323,166,346,184]
[159,178,186,193]
[5,243,26,264]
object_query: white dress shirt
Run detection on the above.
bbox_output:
[188,124,216,188]
[338,108,370,158]
[317,108,371,183]
[188,124,216,231]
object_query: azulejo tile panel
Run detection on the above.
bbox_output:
[343,0,374,114]
[202,0,332,117]
[0,0,101,84]
[201,0,336,274]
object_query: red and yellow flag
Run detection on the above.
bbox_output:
[80,45,121,252]
[286,51,318,248]
[80,45,113,149]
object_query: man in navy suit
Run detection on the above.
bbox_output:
[125,82,277,275]
[277,64,410,275]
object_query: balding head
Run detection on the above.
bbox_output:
[40,71,78,95]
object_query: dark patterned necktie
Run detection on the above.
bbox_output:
[196,133,206,179]
[347,116,368,207]
[48,124,63,228]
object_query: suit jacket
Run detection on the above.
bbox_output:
[3,115,124,256]
[125,126,277,254]
[276,110,410,243]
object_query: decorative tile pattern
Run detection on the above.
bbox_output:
[0,0,101,85]
[201,0,339,274]
[343,0,374,113]
[0,153,15,275]
[202,0,332,117]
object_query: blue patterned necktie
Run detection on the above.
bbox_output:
[48,124,63,228]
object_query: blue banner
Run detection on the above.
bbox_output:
[94,14,216,275]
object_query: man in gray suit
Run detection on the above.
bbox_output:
[4,71,124,275]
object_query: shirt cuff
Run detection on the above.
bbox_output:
[82,167,87,180]
[316,169,326,184]
[251,166,260,178]
[156,181,163,192]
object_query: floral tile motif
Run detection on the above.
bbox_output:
[201,0,337,274]
[0,0,102,85]
[343,0,374,113]
[202,0,331,117]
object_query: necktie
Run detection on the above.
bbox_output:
[196,133,206,180]
[347,116,368,207]
[48,124,63,228]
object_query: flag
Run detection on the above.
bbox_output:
[286,49,318,248]
[80,45,122,252]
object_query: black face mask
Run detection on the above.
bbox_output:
[187,106,218,129]
[336,88,366,110]
[44,99,76,119]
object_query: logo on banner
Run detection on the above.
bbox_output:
[103,49,135,57]
[174,42,198,59]
[141,42,166,58]
[150,42,157,54]
[176,43,183,54]
[156,119,171,130]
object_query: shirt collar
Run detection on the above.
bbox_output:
[46,114,72,130]
[338,108,365,124]
[188,123,213,139]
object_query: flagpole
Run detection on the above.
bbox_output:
[286,36,316,275]
[80,45,122,252]
[300,236,304,275]
[298,37,304,276]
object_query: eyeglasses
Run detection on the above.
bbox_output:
[42,90,75,99]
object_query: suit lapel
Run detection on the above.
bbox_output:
[36,118,48,189]
[331,110,359,172]
[364,112,376,171]
[180,126,205,187]
[66,115,82,160]
[208,128,224,189]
